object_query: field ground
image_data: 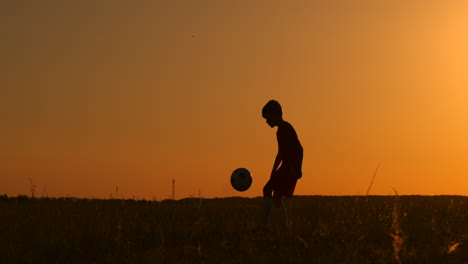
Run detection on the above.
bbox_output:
[2,195,468,263]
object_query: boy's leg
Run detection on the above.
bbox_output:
[273,192,288,230]
[262,183,274,228]
[279,199,288,229]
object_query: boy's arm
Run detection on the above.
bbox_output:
[270,152,282,178]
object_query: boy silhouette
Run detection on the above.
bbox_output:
[259,100,303,231]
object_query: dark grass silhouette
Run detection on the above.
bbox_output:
[2,195,468,263]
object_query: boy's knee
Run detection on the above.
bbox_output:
[263,184,273,197]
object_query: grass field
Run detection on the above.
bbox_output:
[2,194,468,263]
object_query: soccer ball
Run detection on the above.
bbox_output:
[230,168,252,192]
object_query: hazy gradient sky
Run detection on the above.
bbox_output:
[2,1,468,199]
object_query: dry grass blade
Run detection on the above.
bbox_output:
[366,162,381,196]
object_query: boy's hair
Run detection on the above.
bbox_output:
[262,100,282,118]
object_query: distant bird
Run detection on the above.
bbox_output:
[192,35,196,38]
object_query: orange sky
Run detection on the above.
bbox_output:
[1,1,468,199]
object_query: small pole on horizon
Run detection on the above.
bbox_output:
[172,179,175,200]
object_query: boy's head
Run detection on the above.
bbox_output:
[262,100,283,128]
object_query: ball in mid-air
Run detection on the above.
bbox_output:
[230,168,252,192]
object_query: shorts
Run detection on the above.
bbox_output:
[266,166,298,198]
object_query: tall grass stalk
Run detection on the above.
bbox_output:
[391,190,404,263]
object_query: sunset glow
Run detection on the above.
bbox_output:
[2,1,467,199]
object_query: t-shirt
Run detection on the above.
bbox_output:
[276,121,302,169]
